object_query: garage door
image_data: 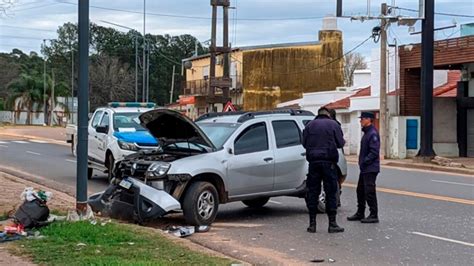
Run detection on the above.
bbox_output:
[468,109,474,157]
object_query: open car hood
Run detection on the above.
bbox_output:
[139,109,216,150]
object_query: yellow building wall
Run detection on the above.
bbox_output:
[185,51,243,81]
[243,31,343,111]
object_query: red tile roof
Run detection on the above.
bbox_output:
[324,86,371,109]
[433,71,460,98]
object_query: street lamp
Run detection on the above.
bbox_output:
[42,38,54,126]
[100,20,140,102]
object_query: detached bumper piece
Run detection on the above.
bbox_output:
[88,177,181,223]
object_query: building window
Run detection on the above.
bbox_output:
[341,114,350,124]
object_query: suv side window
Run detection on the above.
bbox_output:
[99,112,109,128]
[91,111,103,128]
[234,122,268,155]
[272,120,301,148]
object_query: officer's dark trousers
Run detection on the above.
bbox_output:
[356,172,378,216]
[305,162,338,216]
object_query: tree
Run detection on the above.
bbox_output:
[89,55,134,110]
[6,73,43,124]
[0,0,15,17]
[343,53,368,87]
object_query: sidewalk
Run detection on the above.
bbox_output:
[0,125,67,146]
[346,155,474,176]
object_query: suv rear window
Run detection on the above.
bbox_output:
[272,120,301,148]
[234,122,268,155]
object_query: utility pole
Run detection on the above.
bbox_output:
[379,3,388,159]
[71,50,74,124]
[170,65,176,103]
[43,39,47,126]
[135,36,138,102]
[50,69,55,126]
[142,0,146,102]
[417,0,436,161]
[76,0,89,215]
[146,41,150,102]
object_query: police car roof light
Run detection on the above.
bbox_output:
[108,102,156,108]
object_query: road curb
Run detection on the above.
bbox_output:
[0,166,76,197]
[347,159,474,176]
[0,132,69,147]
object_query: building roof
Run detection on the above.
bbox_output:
[183,41,320,62]
[324,86,371,109]
[433,71,461,98]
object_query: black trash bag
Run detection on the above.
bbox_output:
[14,199,50,228]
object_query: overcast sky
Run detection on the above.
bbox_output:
[0,0,473,61]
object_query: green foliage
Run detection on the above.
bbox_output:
[12,221,232,265]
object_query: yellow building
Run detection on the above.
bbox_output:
[179,20,343,119]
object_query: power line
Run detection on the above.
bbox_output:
[0,25,56,32]
[0,34,45,40]
[56,1,326,21]
[391,6,474,18]
[11,2,59,12]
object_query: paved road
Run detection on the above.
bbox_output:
[0,135,472,264]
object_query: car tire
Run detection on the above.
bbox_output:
[71,136,76,156]
[87,168,93,180]
[106,153,115,182]
[182,181,219,226]
[242,197,270,208]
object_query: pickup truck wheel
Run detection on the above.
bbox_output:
[71,137,76,156]
[182,182,219,226]
[106,154,115,182]
[87,168,93,180]
[242,197,270,208]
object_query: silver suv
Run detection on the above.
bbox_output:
[107,109,347,225]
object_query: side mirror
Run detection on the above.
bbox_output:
[96,125,108,134]
[227,147,233,155]
[88,113,93,120]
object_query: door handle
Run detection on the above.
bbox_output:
[263,157,273,162]
[300,152,306,156]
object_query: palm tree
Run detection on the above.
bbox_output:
[6,73,43,124]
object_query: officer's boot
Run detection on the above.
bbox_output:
[307,215,316,233]
[328,215,344,233]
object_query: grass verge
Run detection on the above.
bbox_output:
[9,221,233,265]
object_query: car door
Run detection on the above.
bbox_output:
[226,120,275,196]
[88,110,103,162]
[95,111,110,163]
[271,119,307,191]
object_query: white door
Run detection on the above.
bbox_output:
[96,111,110,163]
[467,109,474,157]
[226,121,275,196]
[88,110,103,162]
[271,120,307,191]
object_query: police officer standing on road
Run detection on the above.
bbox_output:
[303,107,345,233]
[347,112,380,223]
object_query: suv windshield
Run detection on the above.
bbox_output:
[113,113,146,132]
[197,122,240,149]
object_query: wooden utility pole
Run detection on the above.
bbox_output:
[170,65,176,104]
[209,0,232,112]
[379,3,388,159]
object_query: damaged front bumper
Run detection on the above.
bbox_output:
[88,177,181,222]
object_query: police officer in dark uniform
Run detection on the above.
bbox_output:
[303,107,345,233]
[347,112,380,223]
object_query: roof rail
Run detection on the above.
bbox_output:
[195,111,247,122]
[237,109,314,123]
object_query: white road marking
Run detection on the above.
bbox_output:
[29,139,49,144]
[26,151,41,156]
[0,141,8,144]
[0,144,8,148]
[66,159,77,163]
[12,140,29,144]
[269,200,283,205]
[431,180,474,187]
[411,232,474,247]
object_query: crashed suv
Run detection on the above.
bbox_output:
[95,109,347,226]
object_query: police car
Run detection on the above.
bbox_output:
[86,102,159,181]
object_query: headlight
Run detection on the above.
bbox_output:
[145,162,171,179]
[118,140,138,151]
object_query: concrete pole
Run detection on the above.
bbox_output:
[76,0,89,215]
[379,3,388,159]
[146,42,150,102]
[170,65,176,104]
[43,39,47,126]
[50,69,55,126]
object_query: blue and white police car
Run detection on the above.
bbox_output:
[86,102,159,180]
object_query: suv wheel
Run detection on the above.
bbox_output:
[87,168,93,180]
[182,182,219,225]
[242,197,270,208]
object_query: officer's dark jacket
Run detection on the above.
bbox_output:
[302,115,345,163]
[359,124,380,173]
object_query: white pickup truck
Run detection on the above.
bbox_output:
[65,102,159,181]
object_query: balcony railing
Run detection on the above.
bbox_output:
[182,75,242,96]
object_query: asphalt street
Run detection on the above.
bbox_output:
[0,135,473,264]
